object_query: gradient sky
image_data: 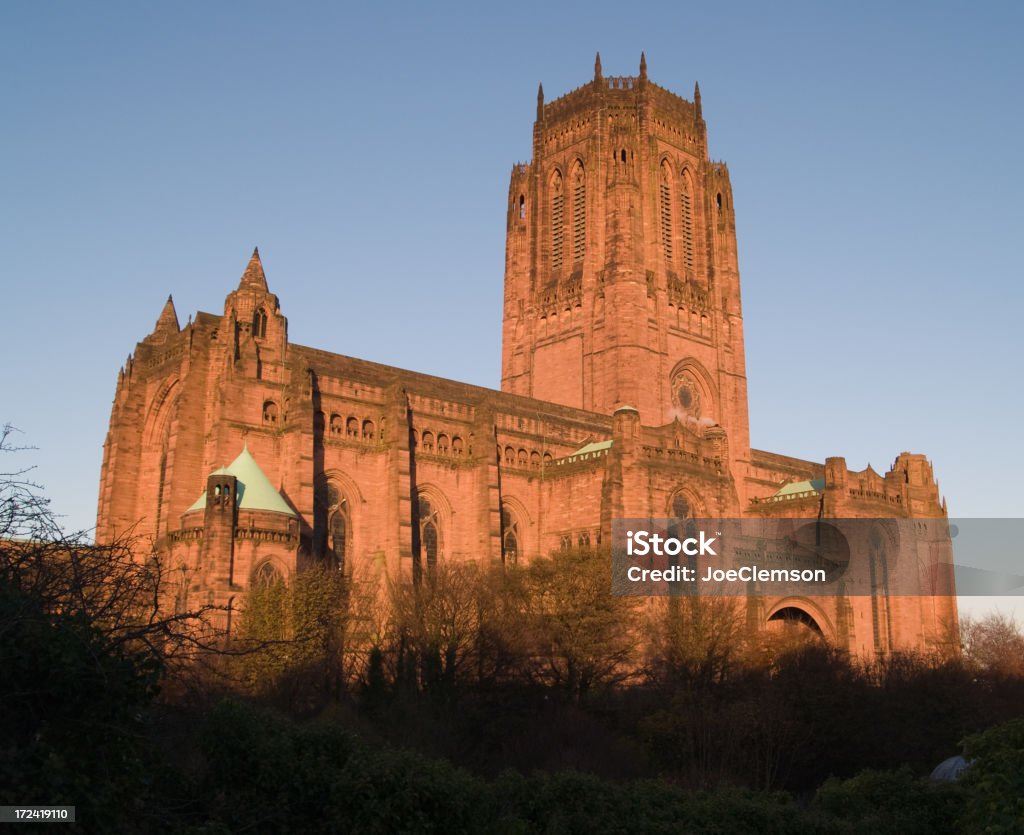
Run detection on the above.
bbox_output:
[2,2,1021,615]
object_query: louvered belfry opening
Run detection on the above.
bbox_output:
[572,164,585,264]
[551,172,565,270]
[681,175,694,273]
[659,164,673,263]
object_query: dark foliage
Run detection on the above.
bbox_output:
[5,427,1024,830]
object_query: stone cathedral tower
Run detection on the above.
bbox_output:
[502,52,749,471]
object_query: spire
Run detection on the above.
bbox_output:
[639,51,647,80]
[693,80,702,119]
[154,294,179,336]
[238,246,268,291]
[536,82,544,120]
[594,51,603,83]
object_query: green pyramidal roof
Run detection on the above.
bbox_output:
[185,446,296,516]
[774,478,825,497]
[571,439,613,456]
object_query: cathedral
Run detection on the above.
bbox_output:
[96,55,957,657]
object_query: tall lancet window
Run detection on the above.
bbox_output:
[252,308,267,338]
[501,503,520,565]
[418,494,441,574]
[326,484,350,573]
[551,171,564,271]
[571,162,586,264]
[680,169,695,273]
[659,161,673,263]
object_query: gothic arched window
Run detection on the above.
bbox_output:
[326,484,350,573]
[254,560,284,588]
[659,161,674,264]
[551,171,564,271]
[330,510,348,573]
[253,308,267,339]
[571,161,586,264]
[680,169,695,273]
[501,504,519,565]
[262,400,279,424]
[418,495,441,573]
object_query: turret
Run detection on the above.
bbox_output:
[222,247,288,381]
[202,470,238,591]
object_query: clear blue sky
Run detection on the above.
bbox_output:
[2,2,1021,612]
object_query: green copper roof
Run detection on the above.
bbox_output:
[554,439,613,464]
[185,446,296,516]
[572,439,613,456]
[774,478,825,497]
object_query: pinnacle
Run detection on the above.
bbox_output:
[154,294,179,335]
[238,246,268,291]
[594,51,602,80]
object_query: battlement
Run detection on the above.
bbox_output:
[536,56,698,129]
[604,75,637,91]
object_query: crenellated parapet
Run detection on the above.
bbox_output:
[748,452,945,520]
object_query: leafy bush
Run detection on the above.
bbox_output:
[959,719,1024,833]
[814,768,963,834]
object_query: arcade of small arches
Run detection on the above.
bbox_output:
[412,429,467,457]
[326,412,380,442]
[261,398,292,427]
[499,445,553,470]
